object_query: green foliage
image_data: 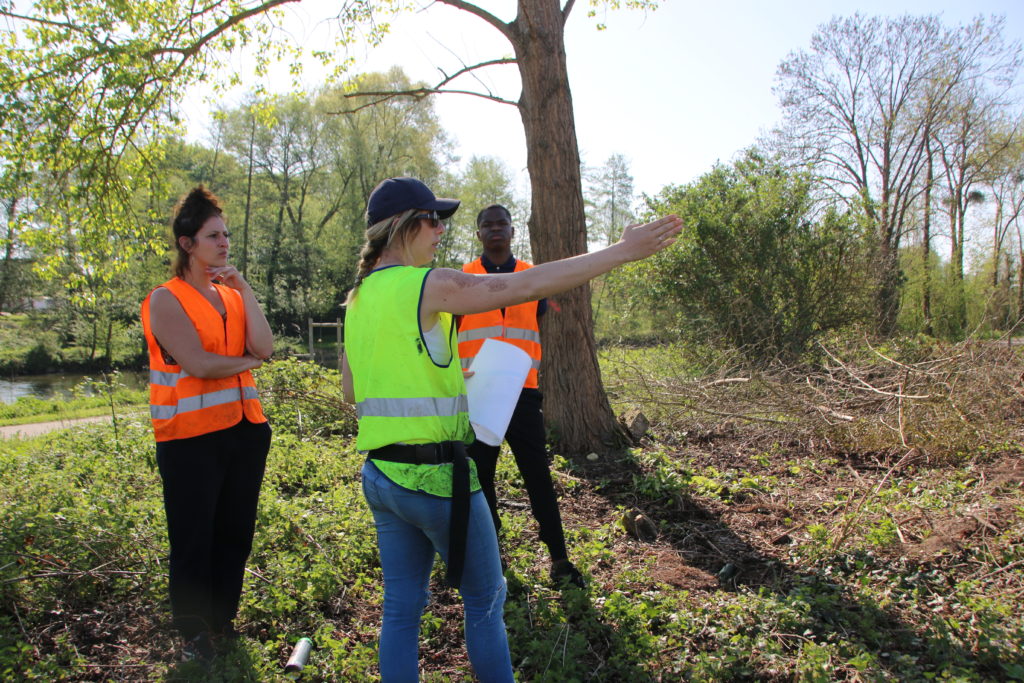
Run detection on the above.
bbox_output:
[208,70,455,329]
[0,311,147,374]
[0,2,401,348]
[625,448,773,506]
[900,243,1024,342]
[0,60,507,366]
[630,150,872,361]
[0,314,58,373]
[0,416,382,680]
[2,337,1024,679]
[253,358,356,439]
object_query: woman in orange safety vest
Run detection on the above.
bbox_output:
[140,186,273,665]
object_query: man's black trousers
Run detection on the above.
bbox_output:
[467,388,568,561]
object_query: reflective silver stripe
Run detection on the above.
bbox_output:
[457,325,540,344]
[242,386,259,401]
[150,387,247,421]
[356,395,468,419]
[457,326,504,343]
[149,369,188,387]
[462,356,536,371]
[503,327,541,343]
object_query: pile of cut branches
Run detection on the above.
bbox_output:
[605,337,1024,458]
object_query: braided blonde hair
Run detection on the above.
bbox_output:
[345,208,421,305]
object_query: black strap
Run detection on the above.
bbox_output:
[446,443,470,588]
[368,442,458,465]
[367,441,471,589]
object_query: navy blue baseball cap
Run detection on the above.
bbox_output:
[365,177,460,226]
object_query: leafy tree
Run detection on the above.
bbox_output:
[438,156,525,268]
[0,172,31,315]
[320,68,452,297]
[932,82,1022,336]
[988,138,1024,325]
[773,14,1020,336]
[637,151,871,360]
[208,70,451,330]
[0,0,346,304]
[585,153,636,248]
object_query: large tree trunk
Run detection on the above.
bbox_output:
[875,241,902,337]
[508,0,618,455]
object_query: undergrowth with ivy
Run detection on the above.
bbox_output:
[0,345,1022,680]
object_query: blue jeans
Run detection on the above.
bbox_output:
[361,461,514,683]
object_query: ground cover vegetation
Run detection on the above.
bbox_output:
[1,345,1022,681]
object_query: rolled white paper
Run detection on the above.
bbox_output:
[464,338,532,446]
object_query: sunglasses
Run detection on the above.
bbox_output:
[413,211,442,227]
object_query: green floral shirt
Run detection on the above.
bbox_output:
[369,458,482,498]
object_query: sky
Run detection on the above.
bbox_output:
[186,0,1024,201]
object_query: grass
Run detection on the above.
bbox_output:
[0,387,147,427]
[1,347,1022,680]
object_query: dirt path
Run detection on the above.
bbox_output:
[0,414,113,439]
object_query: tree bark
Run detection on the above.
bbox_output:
[507,0,618,455]
[922,138,933,336]
[1017,225,1024,322]
[0,198,20,315]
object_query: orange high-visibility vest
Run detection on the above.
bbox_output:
[140,277,266,442]
[457,258,542,389]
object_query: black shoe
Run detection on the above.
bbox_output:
[182,631,216,664]
[550,559,586,589]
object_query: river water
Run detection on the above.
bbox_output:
[0,372,148,404]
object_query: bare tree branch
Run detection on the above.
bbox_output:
[435,0,511,39]
[340,86,518,113]
[433,57,517,91]
[563,0,577,21]
[336,57,520,113]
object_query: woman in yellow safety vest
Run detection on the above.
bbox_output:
[342,176,681,682]
[141,186,273,664]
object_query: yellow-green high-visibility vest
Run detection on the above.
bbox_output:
[346,265,473,454]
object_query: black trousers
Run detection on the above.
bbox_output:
[156,418,271,640]
[467,388,568,562]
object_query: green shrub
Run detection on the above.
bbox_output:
[254,358,355,438]
[627,150,872,361]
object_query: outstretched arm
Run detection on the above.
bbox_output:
[422,215,682,320]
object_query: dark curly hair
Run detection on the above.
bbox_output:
[475,204,511,227]
[170,186,224,278]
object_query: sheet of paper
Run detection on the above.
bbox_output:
[464,338,532,446]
